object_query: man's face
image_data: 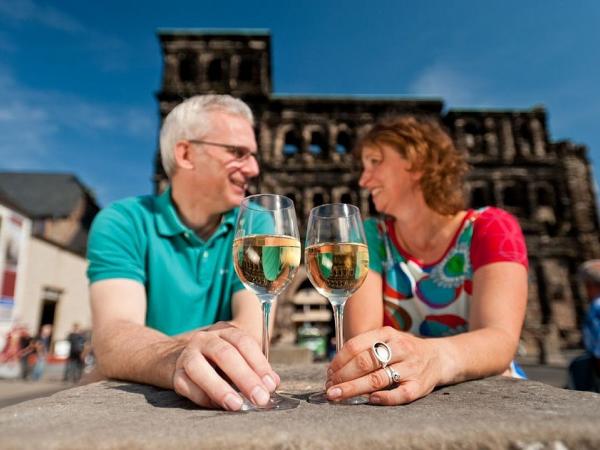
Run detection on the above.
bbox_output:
[187,111,259,212]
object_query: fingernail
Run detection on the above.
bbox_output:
[223,393,243,411]
[327,387,342,399]
[262,374,277,392]
[251,386,270,406]
[272,372,281,385]
[370,395,381,404]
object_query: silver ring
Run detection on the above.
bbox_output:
[371,341,392,368]
[384,366,401,386]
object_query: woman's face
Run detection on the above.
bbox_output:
[359,144,422,216]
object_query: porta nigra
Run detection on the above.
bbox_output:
[153,30,600,363]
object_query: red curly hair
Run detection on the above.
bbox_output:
[357,115,469,215]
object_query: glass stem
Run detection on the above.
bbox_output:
[331,297,347,353]
[258,295,275,361]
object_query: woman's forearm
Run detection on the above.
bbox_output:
[433,327,519,386]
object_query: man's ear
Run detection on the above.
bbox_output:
[173,141,195,170]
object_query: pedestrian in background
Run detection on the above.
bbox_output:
[567,260,600,392]
[18,327,33,380]
[31,324,52,381]
[63,323,85,383]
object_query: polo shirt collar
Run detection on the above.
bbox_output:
[155,186,238,241]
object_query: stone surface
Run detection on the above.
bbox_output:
[1,364,599,449]
[269,344,313,365]
[0,379,68,409]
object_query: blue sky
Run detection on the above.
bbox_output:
[0,0,599,206]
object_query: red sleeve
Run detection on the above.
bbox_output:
[470,207,528,271]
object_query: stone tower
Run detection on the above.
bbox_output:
[155,30,600,362]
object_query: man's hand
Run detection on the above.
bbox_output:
[172,323,280,411]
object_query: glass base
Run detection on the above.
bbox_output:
[239,392,300,411]
[307,390,369,405]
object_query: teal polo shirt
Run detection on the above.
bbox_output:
[86,187,245,336]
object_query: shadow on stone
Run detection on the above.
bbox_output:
[109,383,223,414]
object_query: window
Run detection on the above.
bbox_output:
[238,58,256,82]
[309,131,326,156]
[340,192,353,204]
[208,58,223,82]
[517,120,534,156]
[178,53,198,82]
[336,131,352,154]
[462,120,484,155]
[502,183,528,214]
[470,186,489,209]
[284,130,301,156]
[313,192,325,208]
[536,186,555,208]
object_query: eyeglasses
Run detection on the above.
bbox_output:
[188,139,257,162]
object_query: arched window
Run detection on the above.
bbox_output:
[284,130,301,156]
[313,192,325,208]
[238,58,256,82]
[517,120,534,157]
[340,192,353,205]
[536,186,554,207]
[470,186,489,209]
[208,58,223,82]
[336,131,352,154]
[178,53,197,82]
[462,120,484,155]
[502,184,525,209]
[309,131,326,156]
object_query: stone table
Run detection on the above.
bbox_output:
[1,364,599,449]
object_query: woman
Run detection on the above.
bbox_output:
[325,115,528,405]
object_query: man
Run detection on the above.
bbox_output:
[87,95,278,411]
[567,259,600,392]
[63,323,85,383]
[17,326,33,380]
[31,324,53,381]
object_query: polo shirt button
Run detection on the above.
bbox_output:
[203,251,209,259]
[184,232,190,239]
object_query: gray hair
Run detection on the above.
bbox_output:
[159,95,254,178]
[579,260,600,285]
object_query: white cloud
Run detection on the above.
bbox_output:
[0,0,129,72]
[408,63,496,109]
[0,67,154,172]
[0,0,85,33]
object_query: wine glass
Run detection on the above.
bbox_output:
[233,194,301,410]
[304,203,369,404]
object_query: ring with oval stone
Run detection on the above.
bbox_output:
[371,341,392,369]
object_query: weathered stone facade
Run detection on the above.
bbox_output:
[154,31,600,361]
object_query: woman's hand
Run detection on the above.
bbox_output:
[325,326,443,405]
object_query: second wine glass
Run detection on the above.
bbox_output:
[304,203,369,404]
[232,194,301,410]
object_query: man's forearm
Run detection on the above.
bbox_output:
[93,320,184,389]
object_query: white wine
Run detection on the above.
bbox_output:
[305,242,369,300]
[233,234,301,297]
